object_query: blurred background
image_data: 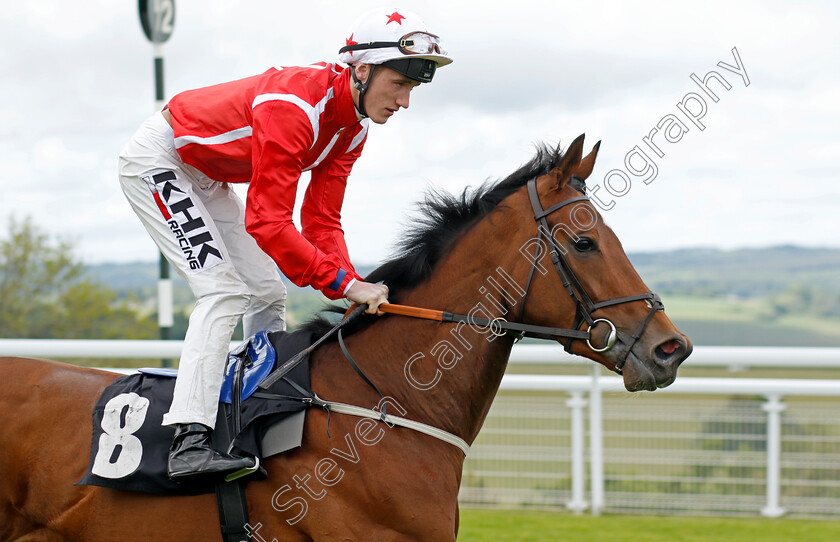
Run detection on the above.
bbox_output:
[1,1,839,537]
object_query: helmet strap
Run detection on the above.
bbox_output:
[351,64,376,119]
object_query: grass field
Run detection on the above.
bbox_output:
[458,509,840,541]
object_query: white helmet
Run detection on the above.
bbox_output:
[338,7,453,84]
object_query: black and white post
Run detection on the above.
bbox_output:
[139,0,176,366]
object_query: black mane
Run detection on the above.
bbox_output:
[299,142,564,339]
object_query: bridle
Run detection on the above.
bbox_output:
[355,176,667,374]
[348,176,666,374]
[255,174,669,459]
[517,176,664,373]
[261,176,667,392]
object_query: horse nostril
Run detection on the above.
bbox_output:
[654,338,685,366]
[659,340,680,355]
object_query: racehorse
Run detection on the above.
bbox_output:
[0,134,691,541]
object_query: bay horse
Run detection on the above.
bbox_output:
[0,134,691,541]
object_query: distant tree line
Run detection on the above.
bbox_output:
[0,217,332,341]
[0,217,156,339]
[766,285,840,319]
[3,217,838,341]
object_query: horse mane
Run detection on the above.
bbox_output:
[299,142,565,340]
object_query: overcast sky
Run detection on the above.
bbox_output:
[2,1,838,266]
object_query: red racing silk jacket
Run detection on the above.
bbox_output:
[167,63,368,299]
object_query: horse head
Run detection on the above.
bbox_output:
[505,133,692,390]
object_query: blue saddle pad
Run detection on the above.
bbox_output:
[137,331,277,404]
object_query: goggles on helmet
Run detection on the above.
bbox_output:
[398,32,443,55]
[339,32,445,58]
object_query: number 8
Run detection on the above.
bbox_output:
[91,392,150,479]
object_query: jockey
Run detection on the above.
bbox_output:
[117,7,452,482]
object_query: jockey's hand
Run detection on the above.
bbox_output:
[346,280,389,315]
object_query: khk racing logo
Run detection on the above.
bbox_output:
[143,171,224,272]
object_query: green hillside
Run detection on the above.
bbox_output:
[88,246,840,346]
[628,246,840,346]
[629,245,840,297]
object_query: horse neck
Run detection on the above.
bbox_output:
[342,200,534,445]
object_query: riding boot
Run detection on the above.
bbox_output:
[167,423,256,481]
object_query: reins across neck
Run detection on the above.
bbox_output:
[257,175,667,458]
[372,303,590,342]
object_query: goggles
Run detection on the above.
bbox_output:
[398,32,443,55]
[339,32,446,57]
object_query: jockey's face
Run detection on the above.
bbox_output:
[354,64,421,125]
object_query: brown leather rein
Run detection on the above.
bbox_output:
[260,175,664,394]
[346,302,591,342]
[345,175,665,374]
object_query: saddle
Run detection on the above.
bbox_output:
[77,329,316,495]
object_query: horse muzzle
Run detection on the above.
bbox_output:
[614,333,693,392]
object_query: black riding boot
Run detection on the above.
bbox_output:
[167,423,256,481]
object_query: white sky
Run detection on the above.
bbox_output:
[1,1,838,265]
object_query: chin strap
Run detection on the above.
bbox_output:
[350,64,375,118]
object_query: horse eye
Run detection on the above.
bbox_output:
[573,238,597,252]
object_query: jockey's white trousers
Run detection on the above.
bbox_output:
[118,112,287,428]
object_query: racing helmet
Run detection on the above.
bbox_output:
[338,7,453,85]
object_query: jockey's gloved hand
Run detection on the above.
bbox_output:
[346,280,389,315]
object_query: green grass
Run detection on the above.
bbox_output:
[458,509,840,541]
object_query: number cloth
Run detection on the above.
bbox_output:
[77,330,315,495]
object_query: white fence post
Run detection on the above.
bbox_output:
[761,395,787,518]
[589,364,604,516]
[566,391,588,514]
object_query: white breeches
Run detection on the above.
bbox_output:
[118,112,287,428]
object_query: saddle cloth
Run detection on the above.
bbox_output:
[76,329,314,495]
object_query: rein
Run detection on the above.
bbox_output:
[373,303,590,341]
[257,175,667,457]
[357,176,665,374]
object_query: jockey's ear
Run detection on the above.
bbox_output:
[570,141,601,182]
[353,64,371,86]
[550,133,586,188]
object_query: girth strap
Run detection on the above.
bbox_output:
[251,389,470,456]
[317,396,470,456]
[211,402,251,542]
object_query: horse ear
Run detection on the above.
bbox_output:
[551,134,586,187]
[570,140,601,181]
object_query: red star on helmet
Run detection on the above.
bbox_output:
[345,33,358,56]
[385,11,405,25]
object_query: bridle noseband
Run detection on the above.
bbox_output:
[517,176,664,374]
[270,175,668,378]
[253,175,670,462]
